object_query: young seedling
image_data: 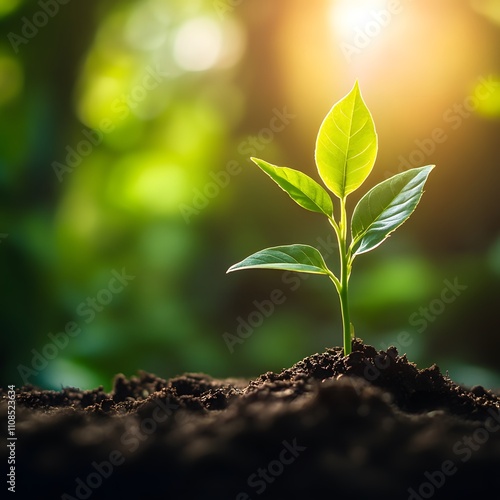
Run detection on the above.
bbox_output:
[227,82,434,356]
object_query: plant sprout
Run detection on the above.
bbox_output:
[227,82,434,356]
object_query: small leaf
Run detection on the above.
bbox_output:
[315,81,378,199]
[227,244,330,275]
[351,165,435,256]
[251,157,333,217]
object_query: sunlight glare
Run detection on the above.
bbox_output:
[330,0,388,39]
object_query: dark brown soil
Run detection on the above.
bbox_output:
[2,340,500,499]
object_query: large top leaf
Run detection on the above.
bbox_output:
[227,244,330,275]
[315,81,378,200]
[351,165,434,256]
[251,157,333,217]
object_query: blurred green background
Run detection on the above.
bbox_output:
[1,0,499,391]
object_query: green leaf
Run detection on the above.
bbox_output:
[227,244,330,275]
[351,165,435,256]
[315,81,378,199]
[251,157,333,217]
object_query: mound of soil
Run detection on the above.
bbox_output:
[2,340,500,499]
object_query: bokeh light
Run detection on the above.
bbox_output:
[173,17,223,72]
[0,0,22,18]
[0,51,23,106]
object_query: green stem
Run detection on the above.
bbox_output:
[340,253,351,356]
[339,198,352,356]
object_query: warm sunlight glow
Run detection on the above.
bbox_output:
[330,0,388,39]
